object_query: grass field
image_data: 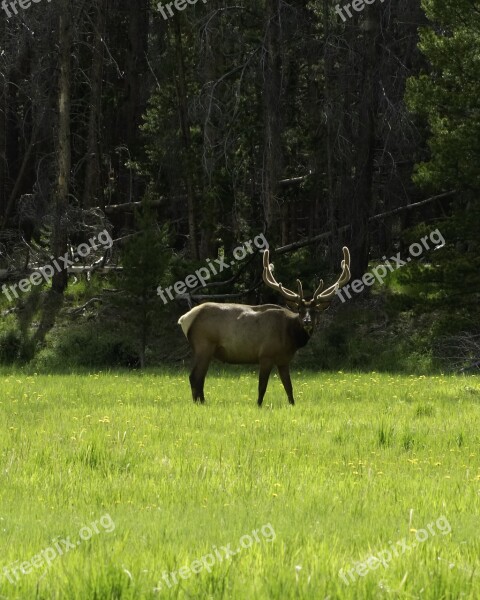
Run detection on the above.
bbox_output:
[0,368,479,599]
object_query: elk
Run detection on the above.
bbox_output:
[178,247,350,406]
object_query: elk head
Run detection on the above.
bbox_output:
[262,247,351,335]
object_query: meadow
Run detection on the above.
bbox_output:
[0,368,479,599]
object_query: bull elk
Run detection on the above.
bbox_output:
[178,247,351,406]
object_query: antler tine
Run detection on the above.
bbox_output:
[262,250,301,303]
[296,279,304,302]
[312,279,324,301]
[314,246,351,304]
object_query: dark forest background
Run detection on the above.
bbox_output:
[0,0,478,372]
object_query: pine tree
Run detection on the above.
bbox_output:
[405,0,480,321]
[119,204,170,368]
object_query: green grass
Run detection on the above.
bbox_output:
[0,369,479,599]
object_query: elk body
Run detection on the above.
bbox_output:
[178,247,350,406]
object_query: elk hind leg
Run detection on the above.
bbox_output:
[189,350,213,404]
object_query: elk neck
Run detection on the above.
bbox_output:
[287,310,312,349]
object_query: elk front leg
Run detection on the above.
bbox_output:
[257,360,273,407]
[278,364,295,405]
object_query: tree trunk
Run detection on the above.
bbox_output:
[262,0,283,231]
[122,0,149,148]
[323,0,339,262]
[173,17,198,259]
[83,0,105,209]
[0,18,6,220]
[347,8,380,279]
[52,0,72,294]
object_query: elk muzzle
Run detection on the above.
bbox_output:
[302,309,313,334]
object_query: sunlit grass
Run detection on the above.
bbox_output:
[0,370,479,598]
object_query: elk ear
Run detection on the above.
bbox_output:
[315,301,332,312]
[286,301,299,312]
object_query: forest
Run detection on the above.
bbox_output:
[0,0,478,372]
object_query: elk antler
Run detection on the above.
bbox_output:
[262,247,351,306]
[263,250,301,303]
[313,246,351,304]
